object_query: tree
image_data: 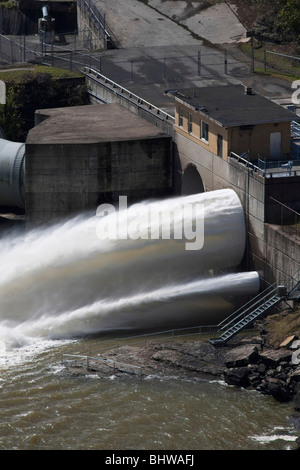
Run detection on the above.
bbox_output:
[275,0,300,39]
[0,72,89,141]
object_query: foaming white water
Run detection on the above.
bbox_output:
[0,189,259,349]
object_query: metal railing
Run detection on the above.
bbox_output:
[0,32,104,69]
[62,353,143,377]
[217,282,278,333]
[84,66,175,123]
[291,121,300,139]
[61,323,219,377]
[61,270,300,364]
[258,158,300,171]
[264,50,300,76]
[229,151,300,178]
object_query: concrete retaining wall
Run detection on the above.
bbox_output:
[26,136,173,226]
[174,131,300,285]
[26,103,173,227]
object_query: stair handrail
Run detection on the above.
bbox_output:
[217,282,278,332]
[222,292,279,333]
[292,268,300,284]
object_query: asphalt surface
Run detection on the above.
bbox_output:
[2,0,296,113]
[93,0,296,111]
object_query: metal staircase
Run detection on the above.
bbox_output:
[210,272,300,346]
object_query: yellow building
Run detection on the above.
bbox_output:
[172,84,296,162]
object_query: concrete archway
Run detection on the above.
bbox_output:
[181,164,204,196]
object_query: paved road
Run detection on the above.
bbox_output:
[3,0,294,113]
[92,0,295,109]
[147,0,247,44]
[95,0,203,48]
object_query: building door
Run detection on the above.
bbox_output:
[270,132,281,159]
[217,134,223,158]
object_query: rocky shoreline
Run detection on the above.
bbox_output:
[63,334,300,405]
[62,310,300,447]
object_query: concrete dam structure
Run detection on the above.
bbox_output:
[0,89,299,291]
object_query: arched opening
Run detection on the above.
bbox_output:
[181,165,204,196]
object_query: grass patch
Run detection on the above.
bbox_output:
[240,42,300,80]
[263,307,300,348]
[0,65,83,82]
[0,1,15,9]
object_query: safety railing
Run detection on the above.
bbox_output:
[61,323,219,375]
[229,151,300,178]
[217,282,278,333]
[84,66,175,123]
[62,353,143,377]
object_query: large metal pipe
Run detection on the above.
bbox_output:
[0,138,25,209]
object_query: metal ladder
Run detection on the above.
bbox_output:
[209,282,290,346]
[210,269,300,346]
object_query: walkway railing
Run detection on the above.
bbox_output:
[229,149,300,178]
[84,66,175,123]
[61,323,218,377]
[62,353,143,377]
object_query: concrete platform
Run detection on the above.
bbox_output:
[29,103,169,144]
[26,103,173,225]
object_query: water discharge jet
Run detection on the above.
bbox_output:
[0,189,259,347]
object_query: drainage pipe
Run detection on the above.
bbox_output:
[0,138,25,209]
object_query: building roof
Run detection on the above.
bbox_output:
[172,84,297,127]
[27,103,169,144]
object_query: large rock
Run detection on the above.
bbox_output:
[259,349,293,368]
[223,367,251,387]
[224,345,259,368]
[289,367,300,384]
[258,377,292,402]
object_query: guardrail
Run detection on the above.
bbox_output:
[61,323,219,377]
[62,353,143,377]
[229,151,300,178]
[217,282,278,333]
[84,66,175,123]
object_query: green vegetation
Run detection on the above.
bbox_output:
[262,307,300,348]
[0,65,83,82]
[240,42,300,80]
[0,66,90,141]
[0,1,16,9]
[252,0,300,42]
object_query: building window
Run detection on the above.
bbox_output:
[217,134,223,158]
[201,121,209,142]
[188,113,192,133]
[178,107,183,127]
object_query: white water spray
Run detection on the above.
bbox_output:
[0,189,259,349]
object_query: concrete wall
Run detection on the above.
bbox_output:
[76,0,105,49]
[25,136,173,226]
[174,131,300,285]
[254,224,300,286]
